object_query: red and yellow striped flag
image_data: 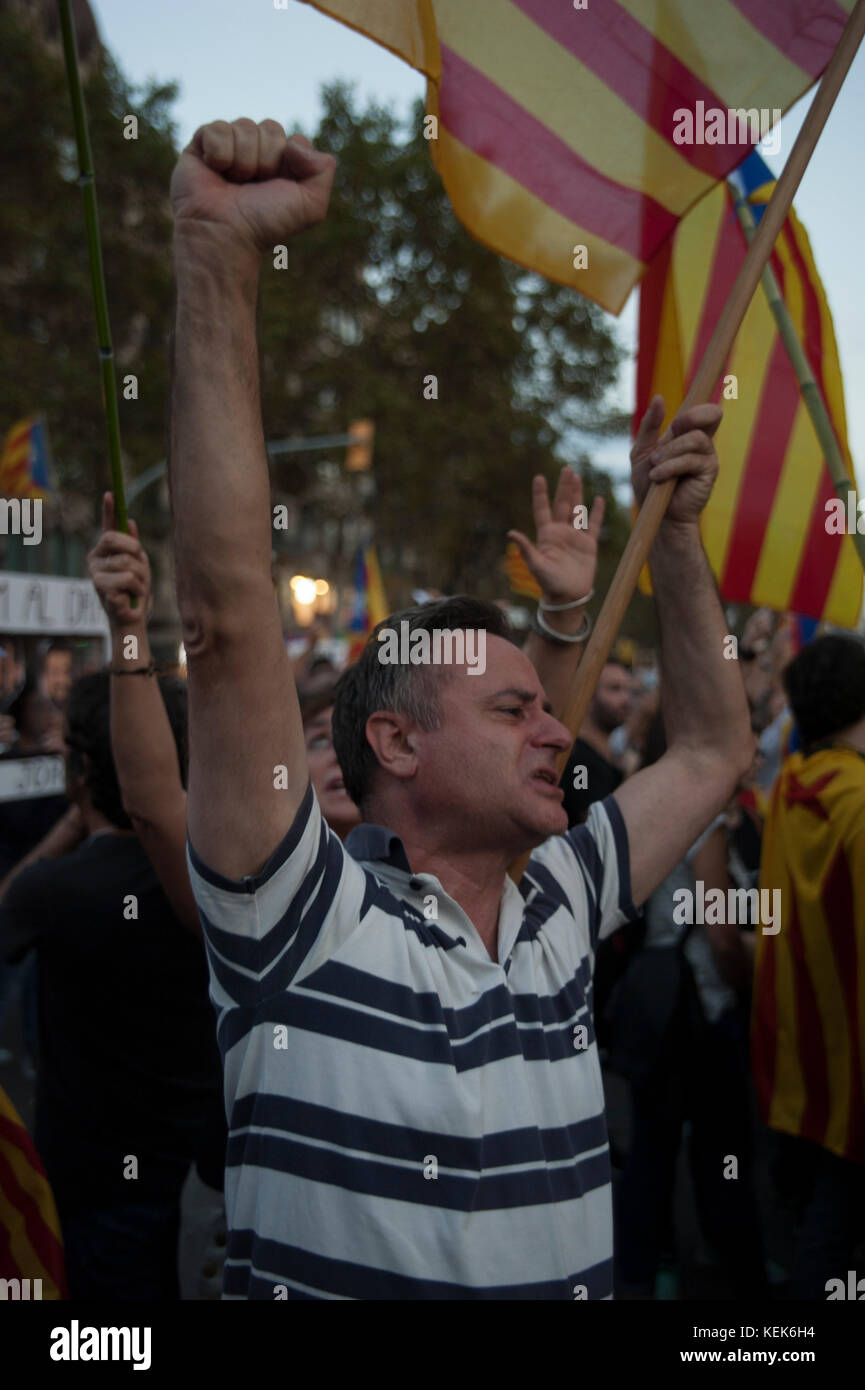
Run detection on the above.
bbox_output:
[753,746,865,1165]
[301,0,854,313]
[0,1085,66,1299]
[636,154,862,626]
[0,417,52,501]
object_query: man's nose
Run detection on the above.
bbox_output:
[537,711,571,753]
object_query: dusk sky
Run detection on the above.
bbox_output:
[90,0,865,497]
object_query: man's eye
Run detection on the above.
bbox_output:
[308,734,331,750]
[500,706,524,717]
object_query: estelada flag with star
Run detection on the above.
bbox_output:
[753,744,865,1165]
[0,417,53,500]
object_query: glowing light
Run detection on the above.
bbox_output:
[290,575,317,606]
[314,579,329,596]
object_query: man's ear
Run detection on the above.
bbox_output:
[364,710,418,783]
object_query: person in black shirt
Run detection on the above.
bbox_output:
[0,681,68,875]
[561,659,632,823]
[0,671,222,1300]
[0,681,68,1066]
[560,660,646,1063]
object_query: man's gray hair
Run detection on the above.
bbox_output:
[332,596,514,809]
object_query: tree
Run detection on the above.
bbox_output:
[2,12,645,633]
[0,6,177,550]
[259,82,629,602]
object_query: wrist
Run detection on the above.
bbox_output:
[532,607,591,644]
[173,219,261,284]
[650,517,703,575]
[655,516,701,547]
[538,587,594,635]
[537,605,588,637]
[110,626,151,662]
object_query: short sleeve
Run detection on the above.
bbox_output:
[528,795,638,953]
[187,780,368,1003]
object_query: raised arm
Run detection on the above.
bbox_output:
[510,468,604,719]
[87,493,199,935]
[168,119,335,879]
[614,397,754,904]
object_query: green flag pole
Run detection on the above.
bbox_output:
[730,183,865,576]
[57,0,130,537]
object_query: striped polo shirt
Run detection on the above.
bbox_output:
[188,781,636,1299]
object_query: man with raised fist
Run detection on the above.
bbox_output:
[168,119,752,1300]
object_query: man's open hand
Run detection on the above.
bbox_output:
[507,467,603,604]
[170,118,335,255]
[631,395,722,525]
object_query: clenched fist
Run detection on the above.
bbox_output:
[88,492,152,629]
[170,118,336,255]
[631,394,722,526]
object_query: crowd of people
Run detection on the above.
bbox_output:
[0,116,863,1303]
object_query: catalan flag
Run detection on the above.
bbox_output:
[753,746,865,1165]
[636,151,862,626]
[0,418,53,501]
[346,544,389,660]
[0,1084,66,1299]
[301,0,854,313]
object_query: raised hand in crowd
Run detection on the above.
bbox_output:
[87,492,199,935]
[511,467,604,719]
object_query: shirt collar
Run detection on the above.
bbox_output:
[344,821,413,873]
[342,820,528,965]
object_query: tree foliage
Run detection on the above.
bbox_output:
[1,13,651,629]
[259,83,629,599]
[0,10,177,541]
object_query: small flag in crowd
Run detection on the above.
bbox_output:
[301,0,854,313]
[0,1084,66,1299]
[636,151,862,627]
[346,545,389,660]
[504,539,542,600]
[0,417,53,500]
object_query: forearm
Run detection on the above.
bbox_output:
[109,624,184,824]
[650,521,751,769]
[170,223,275,632]
[169,220,306,875]
[0,809,82,904]
[524,606,588,720]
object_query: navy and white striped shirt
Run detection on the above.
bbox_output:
[188,781,636,1299]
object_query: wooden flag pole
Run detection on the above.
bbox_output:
[509,0,865,884]
[730,185,865,576]
[57,0,131,541]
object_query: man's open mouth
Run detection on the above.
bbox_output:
[532,768,558,787]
